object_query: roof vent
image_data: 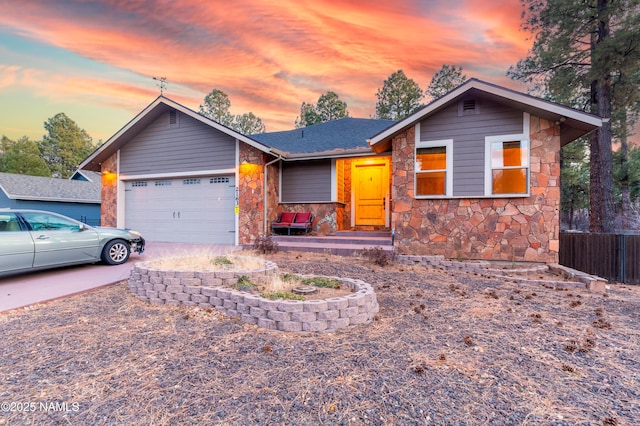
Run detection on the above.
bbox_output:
[463,100,476,111]
[169,110,178,125]
[458,99,479,116]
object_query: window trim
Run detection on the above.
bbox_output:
[484,113,530,197]
[414,132,453,199]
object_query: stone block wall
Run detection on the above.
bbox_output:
[128,261,379,332]
[391,115,561,263]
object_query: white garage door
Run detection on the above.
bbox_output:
[124,176,236,244]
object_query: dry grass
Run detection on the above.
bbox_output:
[1,251,639,425]
[146,253,266,271]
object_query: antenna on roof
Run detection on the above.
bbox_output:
[153,76,167,95]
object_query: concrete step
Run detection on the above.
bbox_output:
[270,231,394,256]
[335,230,391,238]
[272,234,392,246]
[272,240,394,256]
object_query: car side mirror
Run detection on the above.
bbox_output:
[78,223,88,231]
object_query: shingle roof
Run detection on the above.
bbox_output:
[0,172,101,203]
[251,117,396,158]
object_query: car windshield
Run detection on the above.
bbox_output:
[21,212,82,232]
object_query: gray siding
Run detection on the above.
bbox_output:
[120,110,236,175]
[419,97,523,197]
[281,160,332,202]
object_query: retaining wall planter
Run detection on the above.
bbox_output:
[128,260,378,332]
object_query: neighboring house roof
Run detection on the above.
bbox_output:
[71,170,101,182]
[79,96,273,172]
[0,172,101,203]
[368,78,603,153]
[251,118,396,159]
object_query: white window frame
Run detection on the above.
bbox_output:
[414,133,453,199]
[484,113,530,197]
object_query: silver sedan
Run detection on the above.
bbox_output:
[0,209,145,276]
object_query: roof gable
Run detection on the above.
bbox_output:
[79,96,271,172]
[368,78,603,152]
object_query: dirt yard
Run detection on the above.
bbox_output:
[1,251,638,425]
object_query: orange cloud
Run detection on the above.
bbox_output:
[0,0,533,134]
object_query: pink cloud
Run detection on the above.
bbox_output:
[0,0,533,133]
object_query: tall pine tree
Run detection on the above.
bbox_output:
[509,0,640,232]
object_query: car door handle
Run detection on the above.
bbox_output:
[37,235,50,240]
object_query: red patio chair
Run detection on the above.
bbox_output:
[271,212,297,235]
[288,211,313,235]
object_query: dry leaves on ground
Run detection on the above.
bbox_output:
[1,251,639,425]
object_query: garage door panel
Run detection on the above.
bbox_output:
[124,176,236,244]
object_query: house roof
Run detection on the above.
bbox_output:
[0,172,101,203]
[251,118,396,159]
[368,78,603,153]
[79,96,272,172]
[71,170,101,182]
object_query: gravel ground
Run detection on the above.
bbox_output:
[1,251,639,425]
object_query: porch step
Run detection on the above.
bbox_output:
[271,232,393,256]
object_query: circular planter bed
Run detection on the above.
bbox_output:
[128,255,378,332]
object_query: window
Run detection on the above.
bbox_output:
[183,178,201,185]
[21,212,82,232]
[0,213,21,232]
[210,177,230,184]
[486,138,529,195]
[415,140,452,197]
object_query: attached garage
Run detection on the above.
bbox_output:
[79,96,277,246]
[124,175,236,244]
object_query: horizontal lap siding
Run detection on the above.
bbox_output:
[419,99,523,197]
[282,160,331,202]
[120,111,235,175]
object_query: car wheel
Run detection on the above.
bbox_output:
[102,239,131,265]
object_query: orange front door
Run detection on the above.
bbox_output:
[353,159,389,226]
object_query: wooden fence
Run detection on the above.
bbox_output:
[559,232,640,284]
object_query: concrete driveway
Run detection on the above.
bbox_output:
[0,242,237,313]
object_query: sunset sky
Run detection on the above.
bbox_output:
[0,0,533,143]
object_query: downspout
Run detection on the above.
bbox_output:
[263,155,283,235]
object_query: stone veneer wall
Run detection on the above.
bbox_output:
[340,158,353,230]
[128,261,379,332]
[238,143,266,245]
[100,153,118,227]
[391,115,561,263]
[275,203,344,235]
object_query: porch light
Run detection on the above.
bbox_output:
[239,160,262,174]
[101,170,117,185]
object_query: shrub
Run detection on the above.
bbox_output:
[301,276,341,289]
[212,256,233,266]
[361,246,397,267]
[253,235,278,254]
[234,275,258,291]
[260,291,305,301]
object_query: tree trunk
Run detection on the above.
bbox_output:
[589,0,616,233]
[619,114,632,231]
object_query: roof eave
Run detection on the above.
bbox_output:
[279,147,376,161]
[5,195,100,203]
